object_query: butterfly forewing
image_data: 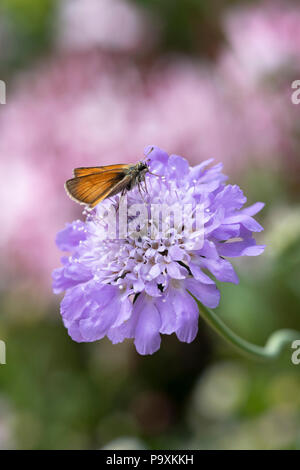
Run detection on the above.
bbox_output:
[73,164,131,178]
[65,170,128,207]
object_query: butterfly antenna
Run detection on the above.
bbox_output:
[145,146,154,158]
[138,183,147,203]
[144,147,164,178]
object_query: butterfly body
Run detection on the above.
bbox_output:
[65,161,149,208]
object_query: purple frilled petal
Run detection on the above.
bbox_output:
[107,305,139,344]
[172,287,199,343]
[155,286,199,343]
[79,290,132,342]
[190,257,238,285]
[168,154,189,180]
[144,145,169,177]
[185,277,220,309]
[166,262,185,279]
[52,257,93,294]
[56,220,87,251]
[155,295,177,335]
[217,239,266,257]
[200,257,239,284]
[176,307,199,343]
[144,145,168,164]
[168,245,185,261]
[60,284,89,323]
[189,263,215,283]
[211,224,241,241]
[223,214,264,232]
[133,295,161,355]
[240,202,265,216]
[190,162,227,193]
[212,185,247,213]
[62,282,132,343]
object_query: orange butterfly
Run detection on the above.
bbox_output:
[65,161,150,208]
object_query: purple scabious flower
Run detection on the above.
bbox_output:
[52,146,265,355]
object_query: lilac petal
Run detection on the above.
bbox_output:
[205,207,224,235]
[168,245,184,261]
[144,281,162,297]
[197,163,227,189]
[223,214,263,232]
[89,283,119,308]
[185,277,220,308]
[197,179,223,193]
[189,263,214,284]
[134,295,161,355]
[148,263,161,279]
[155,295,177,335]
[188,159,214,181]
[56,220,87,251]
[111,297,133,328]
[108,305,139,344]
[79,299,120,342]
[217,239,266,257]
[197,240,219,259]
[168,154,189,177]
[171,288,199,343]
[60,285,88,321]
[145,247,157,258]
[52,266,90,294]
[66,321,86,343]
[167,262,185,279]
[240,202,265,216]
[201,258,239,284]
[144,145,168,164]
[71,283,124,341]
[52,259,93,293]
[211,224,240,241]
[63,262,92,281]
[133,278,145,293]
[214,184,247,211]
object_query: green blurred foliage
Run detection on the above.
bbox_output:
[134,0,225,58]
[131,0,262,58]
[0,0,55,77]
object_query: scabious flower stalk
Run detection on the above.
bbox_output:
[53,147,265,355]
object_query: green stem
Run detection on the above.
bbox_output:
[197,301,300,361]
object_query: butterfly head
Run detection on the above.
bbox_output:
[137,160,149,171]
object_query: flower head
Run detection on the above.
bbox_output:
[53,146,265,355]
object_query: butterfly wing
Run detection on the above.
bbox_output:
[73,164,131,178]
[65,169,130,207]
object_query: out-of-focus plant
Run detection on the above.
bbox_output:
[0,0,55,74]
[131,0,226,57]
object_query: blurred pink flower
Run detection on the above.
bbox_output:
[219,1,300,175]
[56,0,157,53]
[222,1,300,84]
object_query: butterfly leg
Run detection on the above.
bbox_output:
[143,176,149,194]
[138,183,146,203]
[116,188,127,212]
